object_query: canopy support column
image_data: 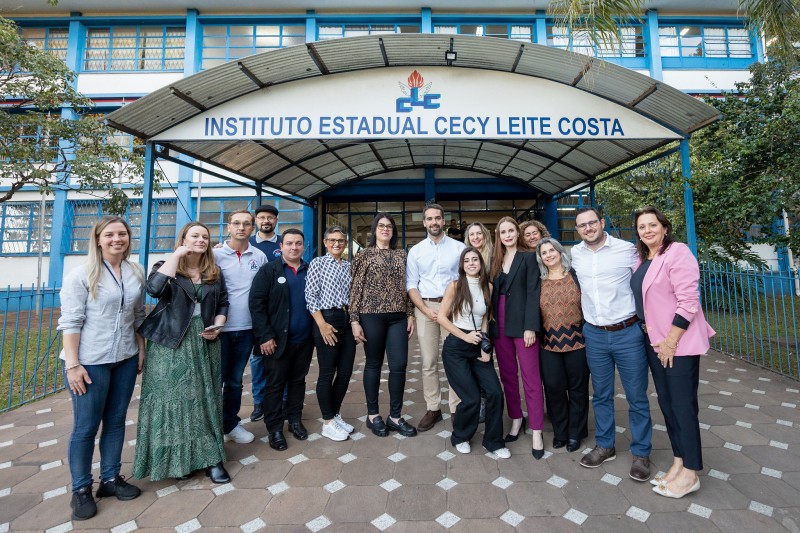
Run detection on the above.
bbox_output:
[139,142,156,272]
[681,138,698,256]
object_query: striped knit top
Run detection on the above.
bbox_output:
[540,274,585,352]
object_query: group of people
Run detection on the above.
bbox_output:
[58,202,714,522]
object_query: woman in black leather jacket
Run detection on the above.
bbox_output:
[134,222,231,483]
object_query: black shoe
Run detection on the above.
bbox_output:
[268,431,288,450]
[531,447,545,460]
[96,475,141,501]
[250,404,264,422]
[205,462,231,484]
[566,439,581,453]
[386,417,417,437]
[366,415,388,437]
[504,417,527,442]
[553,438,567,449]
[287,420,308,440]
[478,397,486,424]
[71,485,97,521]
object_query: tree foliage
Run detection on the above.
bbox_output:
[596,55,800,265]
[0,16,155,214]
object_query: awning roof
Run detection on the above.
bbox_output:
[107,34,721,200]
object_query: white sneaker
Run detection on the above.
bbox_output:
[322,421,349,442]
[455,442,471,454]
[334,414,354,433]
[224,424,254,444]
[493,447,512,459]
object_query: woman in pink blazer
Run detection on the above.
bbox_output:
[631,206,715,499]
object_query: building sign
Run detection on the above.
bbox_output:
[152,67,680,142]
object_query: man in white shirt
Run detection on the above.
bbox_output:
[571,207,652,482]
[407,203,466,431]
[213,210,268,444]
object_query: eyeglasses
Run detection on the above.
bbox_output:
[576,220,600,231]
[326,239,346,245]
[230,221,253,227]
[376,223,393,231]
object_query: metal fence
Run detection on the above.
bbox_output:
[0,286,64,412]
[700,263,800,380]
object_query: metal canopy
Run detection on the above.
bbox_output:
[107,34,721,200]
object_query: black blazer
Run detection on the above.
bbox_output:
[249,259,293,359]
[490,251,541,338]
[138,262,229,349]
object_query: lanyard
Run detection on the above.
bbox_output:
[103,262,125,311]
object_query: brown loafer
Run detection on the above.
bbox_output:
[417,410,442,432]
[579,445,616,468]
[630,455,651,482]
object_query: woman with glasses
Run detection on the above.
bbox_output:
[350,213,417,438]
[58,216,145,521]
[306,226,357,442]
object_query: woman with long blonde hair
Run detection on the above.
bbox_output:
[58,216,146,521]
[466,222,493,270]
[135,222,230,483]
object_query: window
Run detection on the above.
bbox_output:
[201,25,305,69]
[0,202,53,255]
[547,25,645,58]
[434,23,534,42]
[198,197,304,244]
[318,24,419,41]
[83,26,185,71]
[659,25,753,59]
[20,27,69,62]
[67,199,177,253]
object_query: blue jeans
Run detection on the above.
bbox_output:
[583,323,652,457]
[65,355,138,491]
[220,329,254,433]
[250,352,266,405]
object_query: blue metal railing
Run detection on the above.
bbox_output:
[700,263,800,379]
[1,286,64,412]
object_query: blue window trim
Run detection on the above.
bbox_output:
[432,21,537,43]
[317,21,421,41]
[18,26,70,61]
[199,22,306,70]
[194,195,306,245]
[544,21,648,68]
[657,17,757,69]
[82,25,186,72]
[0,201,54,256]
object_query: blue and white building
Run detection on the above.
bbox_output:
[0,1,770,286]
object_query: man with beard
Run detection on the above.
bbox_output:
[407,203,465,431]
[571,207,652,482]
[248,204,282,421]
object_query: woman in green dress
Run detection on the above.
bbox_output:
[134,222,230,483]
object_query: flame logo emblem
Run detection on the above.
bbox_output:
[396,70,440,112]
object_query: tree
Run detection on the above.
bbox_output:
[549,0,800,65]
[596,54,800,265]
[0,16,155,214]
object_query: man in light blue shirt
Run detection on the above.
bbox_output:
[571,207,652,482]
[213,210,268,444]
[406,203,465,431]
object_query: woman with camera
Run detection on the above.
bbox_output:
[437,247,510,458]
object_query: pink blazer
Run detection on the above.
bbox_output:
[639,242,715,356]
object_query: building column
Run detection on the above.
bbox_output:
[424,166,436,204]
[301,202,316,261]
[681,138,698,256]
[645,10,663,81]
[421,8,433,33]
[535,10,548,45]
[544,197,559,240]
[139,143,157,272]
[306,10,317,43]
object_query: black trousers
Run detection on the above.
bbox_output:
[442,333,505,452]
[261,339,314,433]
[645,334,703,470]
[361,312,408,419]
[313,308,357,421]
[540,347,590,442]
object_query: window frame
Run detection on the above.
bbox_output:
[82,25,186,72]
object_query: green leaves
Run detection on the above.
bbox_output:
[0,16,157,213]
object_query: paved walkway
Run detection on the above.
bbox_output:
[1,341,799,532]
